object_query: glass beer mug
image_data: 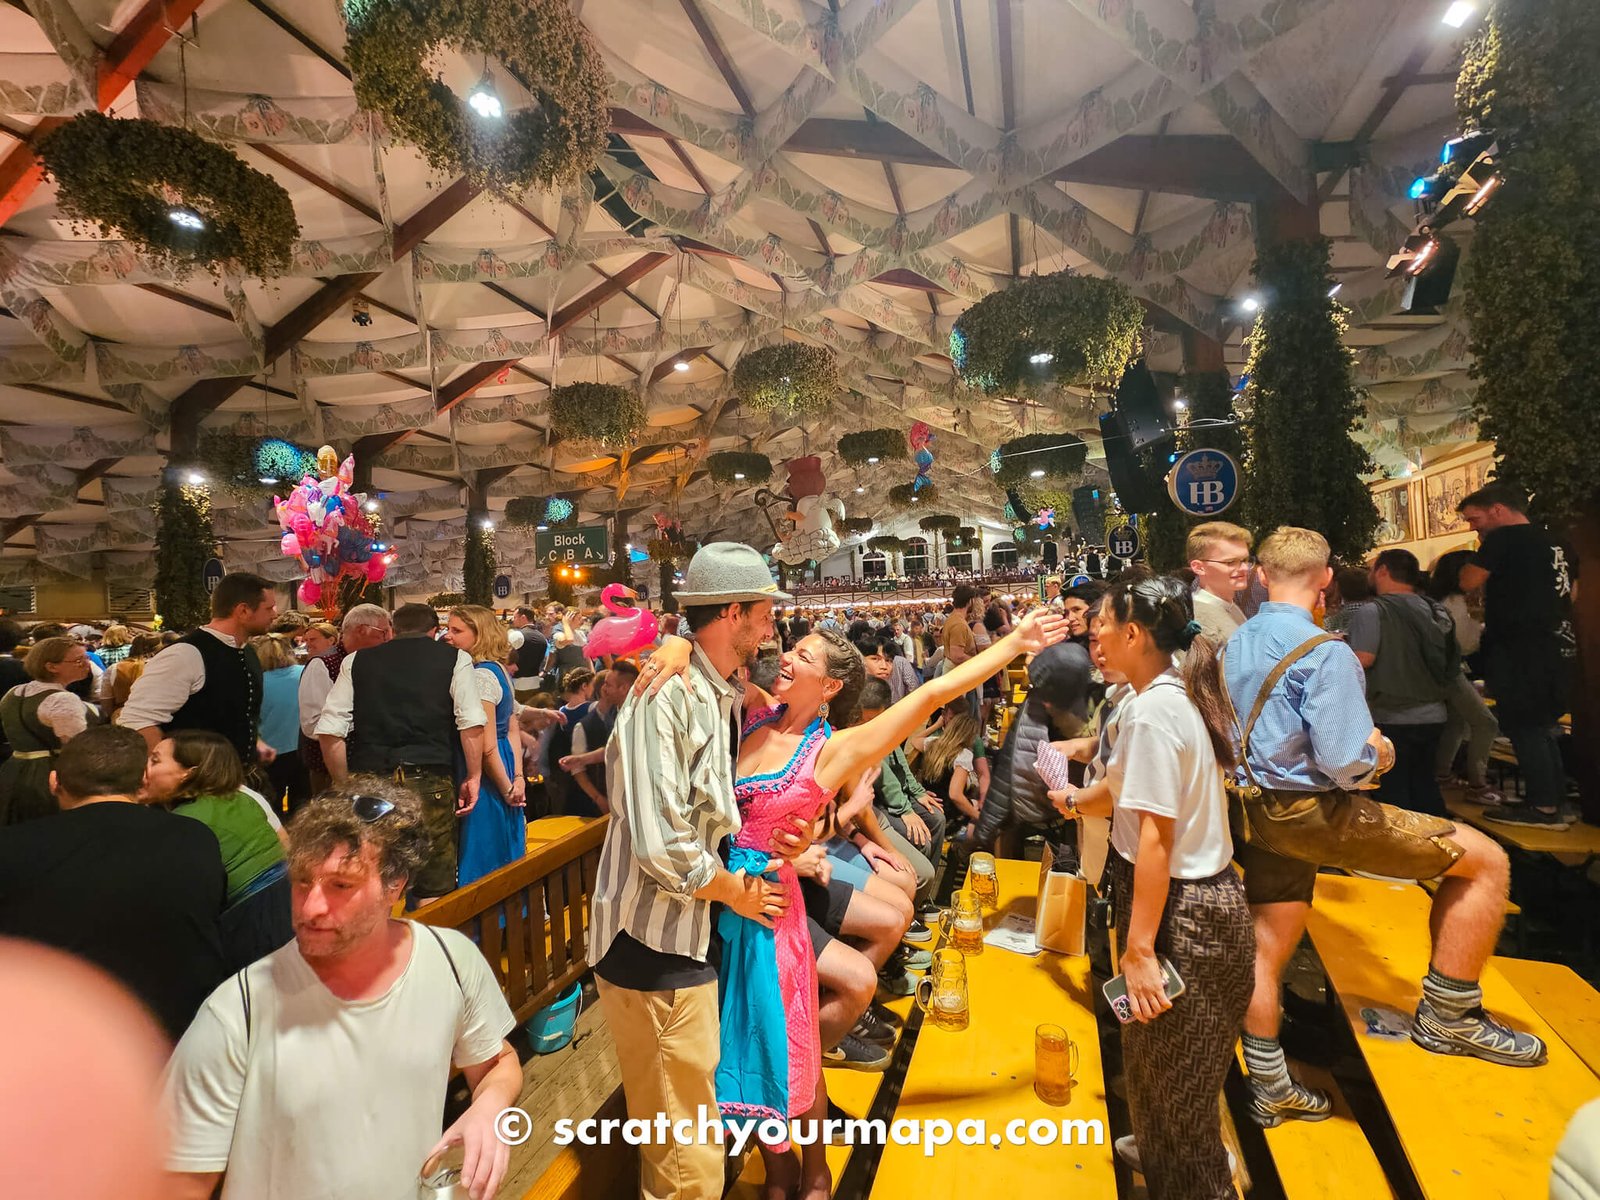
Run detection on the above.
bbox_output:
[1034,1023,1079,1106]
[968,852,999,908]
[915,948,970,1031]
[938,890,985,956]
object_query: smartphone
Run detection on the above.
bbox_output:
[1103,957,1186,1023]
[1035,741,1074,792]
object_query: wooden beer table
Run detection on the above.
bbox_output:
[868,858,1116,1198]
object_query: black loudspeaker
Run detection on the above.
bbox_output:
[1099,411,1167,513]
[1042,541,1058,570]
[1402,235,1462,315]
[1113,359,1173,450]
[1071,485,1100,537]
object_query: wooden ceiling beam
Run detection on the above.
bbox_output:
[1318,42,1434,203]
[0,0,208,227]
[247,143,380,224]
[549,252,672,336]
[136,283,233,322]
[243,0,351,80]
[676,0,756,118]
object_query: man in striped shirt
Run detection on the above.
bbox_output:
[588,543,797,1200]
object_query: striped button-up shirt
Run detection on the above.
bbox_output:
[587,642,741,968]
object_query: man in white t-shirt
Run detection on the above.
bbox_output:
[1186,520,1253,644]
[163,781,522,1200]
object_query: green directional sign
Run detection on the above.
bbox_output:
[534,524,610,566]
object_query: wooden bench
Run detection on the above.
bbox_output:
[1306,874,1600,1198]
[1445,796,1600,867]
[866,859,1116,1198]
[1492,957,1600,1080]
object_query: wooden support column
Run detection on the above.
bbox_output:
[1255,192,1322,249]
[1181,329,1227,374]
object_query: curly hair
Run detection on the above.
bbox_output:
[287,776,431,890]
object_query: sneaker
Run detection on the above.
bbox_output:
[1465,783,1507,806]
[1410,999,1548,1066]
[1483,805,1569,831]
[853,1008,898,1047]
[919,903,942,923]
[903,918,934,945]
[1247,1079,1332,1128]
[1115,1135,1235,1175]
[823,1033,890,1072]
[876,969,917,998]
[899,947,933,971]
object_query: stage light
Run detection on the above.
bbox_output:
[468,72,503,119]
[1173,397,1188,410]
[351,298,372,328]
[1410,172,1454,202]
[1441,1,1475,27]
[536,524,548,531]
[1463,173,1503,216]
[1442,130,1496,167]
[1240,295,1261,313]
[168,207,205,231]
[855,486,864,494]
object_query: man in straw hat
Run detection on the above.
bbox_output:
[588,542,809,1200]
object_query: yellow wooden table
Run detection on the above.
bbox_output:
[1306,874,1600,1199]
[526,814,595,849]
[1492,956,1600,1080]
[868,859,1116,1198]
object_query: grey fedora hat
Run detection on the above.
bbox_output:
[674,541,793,605]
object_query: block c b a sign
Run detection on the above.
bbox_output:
[1167,450,1241,517]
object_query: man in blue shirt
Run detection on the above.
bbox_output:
[1223,527,1543,1130]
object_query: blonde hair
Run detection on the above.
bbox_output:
[1185,521,1253,564]
[1257,526,1331,581]
[100,624,132,648]
[24,637,81,682]
[306,621,339,642]
[449,605,511,666]
[914,710,983,788]
[250,633,298,672]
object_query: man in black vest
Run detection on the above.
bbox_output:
[559,662,639,817]
[118,572,278,767]
[510,606,548,701]
[314,603,487,900]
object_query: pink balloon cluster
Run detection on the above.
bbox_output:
[272,448,390,607]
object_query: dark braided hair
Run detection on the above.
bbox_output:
[1103,575,1236,769]
[811,627,867,727]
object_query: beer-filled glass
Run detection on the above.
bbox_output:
[938,890,985,956]
[915,949,970,1030]
[968,852,999,908]
[1034,1023,1079,1106]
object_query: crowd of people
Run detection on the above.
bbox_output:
[0,478,1580,1200]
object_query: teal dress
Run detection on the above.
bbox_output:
[457,661,526,885]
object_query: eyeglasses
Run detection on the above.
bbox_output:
[351,794,396,822]
[1199,557,1255,569]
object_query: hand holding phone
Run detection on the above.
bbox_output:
[1035,740,1073,792]
[1103,956,1185,1024]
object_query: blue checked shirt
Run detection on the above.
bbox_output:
[1221,603,1380,793]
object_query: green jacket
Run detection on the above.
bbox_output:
[874,745,927,816]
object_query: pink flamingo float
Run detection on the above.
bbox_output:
[583,584,660,660]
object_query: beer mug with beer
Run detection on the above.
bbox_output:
[915,949,970,1031]
[938,890,985,956]
[1034,1023,1079,1105]
[968,852,998,908]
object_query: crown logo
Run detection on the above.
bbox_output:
[1186,453,1224,480]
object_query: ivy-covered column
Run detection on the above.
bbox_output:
[1458,0,1600,815]
[463,471,498,608]
[154,477,217,631]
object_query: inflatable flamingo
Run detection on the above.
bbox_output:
[584,585,660,659]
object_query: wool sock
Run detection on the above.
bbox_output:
[1422,965,1482,1021]
[1242,1033,1291,1096]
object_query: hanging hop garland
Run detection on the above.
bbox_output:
[427,591,466,608]
[503,497,544,528]
[887,481,938,508]
[991,433,1088,486]
[549,382,647,450]
[867,535,908,554]
[950,271,1144,395]
[839,516,874,536]
[706,452,773,486]
[36,113,300,279]
[343,0,610,193]
[191,434,308,505]
[837,428,907,466]
[948,525,979,549]
[918,513,961,534]
[732,343,839,417]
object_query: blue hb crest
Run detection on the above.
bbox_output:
[1167,449,1240,517]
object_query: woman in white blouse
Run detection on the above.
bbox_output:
[444,605,527,885]
[0,636,97,825]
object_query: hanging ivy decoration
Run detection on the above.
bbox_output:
[706,451,773,486]
[991,433,1089,486]
[190,433,308,505]
[867,535,908,554]
[36,113,299,279]
[918,513,961,534]
[887,482,938,508]
[950,271,1144,396]
[837,428,907,466]
[427,591,466,608]
[839,516,874,536]
[464,522,496,606]
[948,525,979,549]
[153,482,217,631]
[549,382,647,449]
[732,343,839,417]
[503,497,543,528]
[342,0,610,193]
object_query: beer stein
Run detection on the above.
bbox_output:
[915,949,970,1030]
[968,852,999,908]
[938,890,986,956]
[418,1146,468,1199]
[1034,1023,1080,1106]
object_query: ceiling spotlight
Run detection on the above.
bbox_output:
[468,71,503,119]
[364,499,379,512]
[1029,468,1046,479]
[866,456,879,464]
[1173,398,1188,411]
[184,470,205,485]
[168,207,205,231]
[625,543,633,551]
[258,475,279,485]
[855,486,865,494]
[1327,284,1343,298]
[910,496,919,504]
[672,359,691,372]
[1028,352,1054,365]
[733,472,746,480]
[480,518,495,530]
[1441,1,1475,28]
[1240,295,1262,313]
[535,524,548,531]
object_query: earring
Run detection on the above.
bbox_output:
[818,700,830,721]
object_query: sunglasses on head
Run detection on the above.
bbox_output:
[351,794,396,823]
